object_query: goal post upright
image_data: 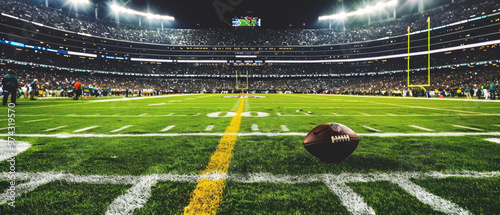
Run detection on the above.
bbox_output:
[236,70,249,90]
[407,17,431,92]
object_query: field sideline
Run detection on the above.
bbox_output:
[0,94,499,214]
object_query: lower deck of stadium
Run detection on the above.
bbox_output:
[0,94,499,214]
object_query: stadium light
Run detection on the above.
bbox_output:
[110,3,174,21]
[68,0,90,5]
[319,0,397,21]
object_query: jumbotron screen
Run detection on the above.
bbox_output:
[232,16,261,27]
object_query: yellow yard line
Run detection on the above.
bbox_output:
[184,98,245,215]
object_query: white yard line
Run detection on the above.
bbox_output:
[484,138,500,144]
[105,175,158,215]
[0,140,31,162]
[23,118,52,123]
[281,125,290,132]
[361,113,371,116]
[0,126,16,131]
[409,125,434,131]
[2,132,500,138]
[452,125,483,131]
[391,179,471,215]
[276,113,282,116]
[0,171,497,214]
[147,103,165,106]
[363,126,381,132]
[74,126,99,133]
[139,113,148,116]
[110,125,133,133]
[387,113,397,116]
[43,126,67,132]
[251,124,259,131]
[323,179,376,215]
[91,94,198,103]
[205,125,215,131]
[160,125,175,132]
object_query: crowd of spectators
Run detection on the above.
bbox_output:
[1,0,499,46]
[2,66,497,99]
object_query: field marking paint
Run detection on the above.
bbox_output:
[112,114,121,116]
[139,113,148,116]
[333,113,338,116]
[91,94,198,103]
[166,113,174,116]
[252,124,259,131]
[387,113,397,116]
[323,178,376,215]
[409,125,434,131]
[484,138,500,144]
[160,125,176,132]
[391,179,471,215]
[319,94,500,102]
[0,126,16,131]
[147,103,165,106]
[452,125,483,131]
[184,98,245,215]
[4,132,500,138]
[230,98,242,111]
[43,126,67,132]
[1,171,497,213]
[276,113,282,116]
[371,101,482,115]
[494,125,500,127]
[74,126,99,133]
[281,125,290,132]
[105,175,158,215]
[275,114,500,117]
[205,125,215,131]
[23,118,52,123]
[110,125,133,133]
[0,140,31,162]
[361,113,370,116]
[363,126,381,132]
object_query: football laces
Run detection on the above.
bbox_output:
[331,135,350,143]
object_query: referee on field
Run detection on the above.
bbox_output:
[2,69,19,105]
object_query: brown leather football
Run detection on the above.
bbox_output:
[303,123,359,163]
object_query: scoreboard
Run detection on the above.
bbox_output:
[232,16,261,27]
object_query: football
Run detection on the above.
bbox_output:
[303,123,360,163]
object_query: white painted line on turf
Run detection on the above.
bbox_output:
[105,175,158,215]
[252,124,259,131]
[91,94,198,103]
[0,174,54,205]
[363,126,381,132]
[110,125,133,133]
[333,113,339,115]
[43,126,67,132]
[484,138,500,144]
[387,113,397,116]
[452,125,483,131]
[113,114,121,116]
[205,125,215,131]
[74,126,99,133]
[160,125,175,132]
[323,179,376,215]
[166,113,174,116]
[494,125,500,127]
[391,179,471,215]
[361,113,370,116]
[0,140,31,162]
[281,125,290,132]
[147,103,165,106]
[3,132,500,138]
[139,113,148,116]
[23,118,52,123]
[409,125,434,131]
[0,126,16,131]
[276,113,282,116]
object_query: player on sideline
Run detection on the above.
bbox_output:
[2,69,19,105]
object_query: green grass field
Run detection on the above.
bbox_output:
[0,94,499,214]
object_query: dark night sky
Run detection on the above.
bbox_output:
[40,0,451,28]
